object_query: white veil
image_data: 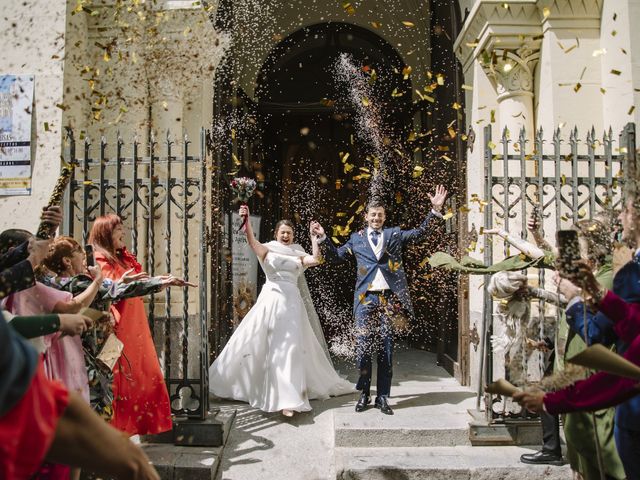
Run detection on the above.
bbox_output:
[263,241,333,363]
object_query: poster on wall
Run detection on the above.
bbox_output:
[230,212,261,328]
[0,75,34,196]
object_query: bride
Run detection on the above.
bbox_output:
[209,205,354,416]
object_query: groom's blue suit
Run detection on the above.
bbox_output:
[320,212,443,398]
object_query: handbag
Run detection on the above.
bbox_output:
[96,333,124,371]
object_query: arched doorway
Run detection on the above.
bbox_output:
[211,16,466,381]
[254,22,414,344]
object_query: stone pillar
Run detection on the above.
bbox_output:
[482,44,540,147]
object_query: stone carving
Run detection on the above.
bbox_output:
[482,44,540,99]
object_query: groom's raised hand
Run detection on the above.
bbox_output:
[428,185,448,213]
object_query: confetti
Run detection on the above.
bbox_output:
[342,2,355,15]
[402,21,415,27]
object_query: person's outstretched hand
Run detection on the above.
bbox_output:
[40,206,64,231]
[59,313,93,336]
[309,220,325,239]
[119,268,150,284]
[158,275,197,288]
[428,185,448,213]
[88,264,103,283]
[527,213,542,235]
[512,388,545,413]
[27,237,52,268]
[563,259,600,298]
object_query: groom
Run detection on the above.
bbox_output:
[311,185,447,415]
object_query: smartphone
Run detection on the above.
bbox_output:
[556,230,581,276]
[84,244,95,267]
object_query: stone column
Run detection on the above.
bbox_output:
[482,43,540,148]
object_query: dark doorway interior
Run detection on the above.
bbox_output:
[254,22,413,342]
[213,19,464,377]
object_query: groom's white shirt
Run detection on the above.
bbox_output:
[367,227,390,291]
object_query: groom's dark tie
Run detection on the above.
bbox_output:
[370,229,380,246]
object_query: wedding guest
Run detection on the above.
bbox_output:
[552,196,640,479]
[89,214,193,435]
[43,235,190,419]
[0,229,103,401]
[0,309,159,480]
[0,206,63,299]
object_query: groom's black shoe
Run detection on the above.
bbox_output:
[355,393,371,412]
[374,396,394,415]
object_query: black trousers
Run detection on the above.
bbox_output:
[540,410,561,455]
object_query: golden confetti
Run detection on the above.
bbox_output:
[44,122,49,131]
[442,210,454,220]
[340,152,350,163]
[437,74,445,85]
[462,84,473,91]
[574,83,582,92]
[452,102,462,110]
[629,106,636,115]
[402,21,415,27]
[542,7,550,17]
[488,141,496,150]
[370,21,382,29]
[388,260,401,272]
[611,69,622,75]
[361,97,370,106]
[232,153,241,166]
[391,88,404,97]
[412,165,424,178]
[342,2,355,15]
[490,109,496,123]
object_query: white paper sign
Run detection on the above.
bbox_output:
[230,213,261,327]
[0,75,34,195]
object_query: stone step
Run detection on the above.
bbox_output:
[142,408,237,480]
[333,395,475,447]
[335,446,572,479]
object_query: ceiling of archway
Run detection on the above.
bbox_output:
[222,0,431,100]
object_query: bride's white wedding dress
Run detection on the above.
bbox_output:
[208,242,354,412]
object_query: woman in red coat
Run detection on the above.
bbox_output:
[89,214,187,435]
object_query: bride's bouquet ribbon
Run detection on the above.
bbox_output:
[230,177,257,232]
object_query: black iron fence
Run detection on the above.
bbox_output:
[62,128,212,419]
[479,122,637,418]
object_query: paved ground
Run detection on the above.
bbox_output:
[212,348,571,480]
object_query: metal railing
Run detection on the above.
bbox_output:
[479,122,637,418]
[62,128,212,419]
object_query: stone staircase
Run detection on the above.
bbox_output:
[332,350,571,479]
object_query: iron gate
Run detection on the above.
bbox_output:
[62,128,215,419]
[479,122,637,417]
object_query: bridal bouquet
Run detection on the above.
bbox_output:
[230,177,257,203]
[231,177,257,232]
